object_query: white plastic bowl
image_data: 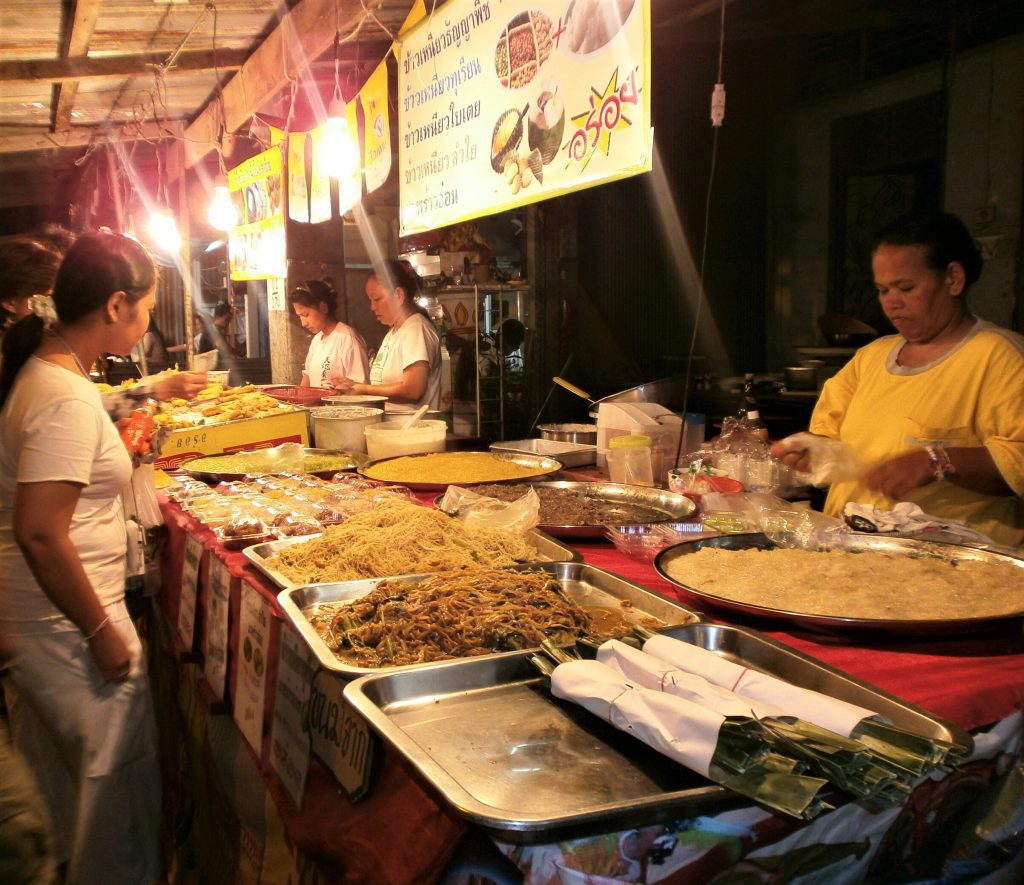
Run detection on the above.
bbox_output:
[364,419,447,460]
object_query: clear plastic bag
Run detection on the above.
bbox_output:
[437,485,541,534]
[773,432,866,487]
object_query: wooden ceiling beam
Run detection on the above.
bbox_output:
[54,0,103,134]
[0,50,250,86]
[0,120,175,155]
[183,0,392,168]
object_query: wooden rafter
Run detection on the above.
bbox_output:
[183,0,392,167]
[0,50,249,86]
[54,0,103,134]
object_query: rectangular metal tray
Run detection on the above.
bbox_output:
[243,526,581,589]
[343,622,972,843]
[281,561,701,678]
[490,438,597,467]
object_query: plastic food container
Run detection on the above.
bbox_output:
[605,434,654,486]
[310,406,383,452]
[364,419,447,460]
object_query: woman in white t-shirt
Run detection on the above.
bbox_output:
[332,260,441,410]
[289,278,369,389]
[0,231,162,883]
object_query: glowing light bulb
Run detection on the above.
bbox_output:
[208,179,238,231]
[319,98,360,179]
[148,208,182,253]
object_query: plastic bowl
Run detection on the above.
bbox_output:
[364,419,447,460]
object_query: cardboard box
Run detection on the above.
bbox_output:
[154,408,309,470]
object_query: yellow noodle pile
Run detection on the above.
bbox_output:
[268,497,538,584]
[362,452,546,484]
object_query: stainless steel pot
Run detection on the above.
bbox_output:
[538,423,598,444]
[784,366,817,391]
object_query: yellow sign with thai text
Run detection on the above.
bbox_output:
[228,146,286,280]
[398,0,651,235]
[361,59,392,194]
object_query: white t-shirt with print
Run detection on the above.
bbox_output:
[369,313,441,410]
[0,358,132,624]
[304,323,370,387]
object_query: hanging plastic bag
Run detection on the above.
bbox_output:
[437,485,541,535]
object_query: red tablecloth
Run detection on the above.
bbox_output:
[155,498,1024,882]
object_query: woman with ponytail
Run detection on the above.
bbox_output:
[0,231,162,883]
[288,277,369,389]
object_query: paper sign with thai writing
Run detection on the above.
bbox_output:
[203,556,232,702]
[398,0,651,235]
[267,276,287,312]
[177,532,204,651]
[234,585,271,756]
[228,146,286,280]
[308,671,374,801]
[361,59,392,194]
[269,625,315,809]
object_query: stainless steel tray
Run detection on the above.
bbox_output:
[243,527,582,589]
[436,480,697,539]
[344,621,972,842]
[490,438,597,468]
[182,447,362,481]
[281,562,700,677]
[655,533,1024,637]
[358,450,562,491]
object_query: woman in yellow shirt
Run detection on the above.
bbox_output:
[772,211,1024,547]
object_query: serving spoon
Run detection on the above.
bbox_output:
[399,403,430,429]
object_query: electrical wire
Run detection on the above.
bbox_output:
[675,0,727,464]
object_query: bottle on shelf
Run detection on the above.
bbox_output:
[738,373,769,443]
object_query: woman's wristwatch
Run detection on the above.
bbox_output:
[924,443,956,482]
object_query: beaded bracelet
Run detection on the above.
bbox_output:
[924,443,956,482]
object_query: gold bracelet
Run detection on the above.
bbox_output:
[84,615,110,641]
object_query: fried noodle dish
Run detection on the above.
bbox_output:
[309,567,593,666]
[267,497,538,584]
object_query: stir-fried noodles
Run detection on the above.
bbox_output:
[310,567,593,666]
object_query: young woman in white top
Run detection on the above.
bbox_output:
[289,278,369,388]
[332,260,441,410]
[0,231,162,883]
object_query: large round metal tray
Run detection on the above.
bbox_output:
[435,480,697,538]
[181,447,364,482]
[654,533,1024,637]
[358,450,562,491]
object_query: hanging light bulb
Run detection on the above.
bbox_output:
[148,207,182,253]
[208,174,238,231]
[319,96,360,179]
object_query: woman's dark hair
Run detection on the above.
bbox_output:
[29,222,76,257]
[0,236,61,328]
[872,211,983,289]
[1,231,155,407]
[288,278,338,318]
[373,259,428,318]
[212,299,234,319]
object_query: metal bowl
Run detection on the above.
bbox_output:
[537,423,598,445]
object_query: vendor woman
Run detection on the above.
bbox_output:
[331,260,441,410]
[772,211,1024,547]
[289,278,369,389]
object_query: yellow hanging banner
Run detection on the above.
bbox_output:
[227,146,286,280]
[287,131,309,223]
[360,59,392,194]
